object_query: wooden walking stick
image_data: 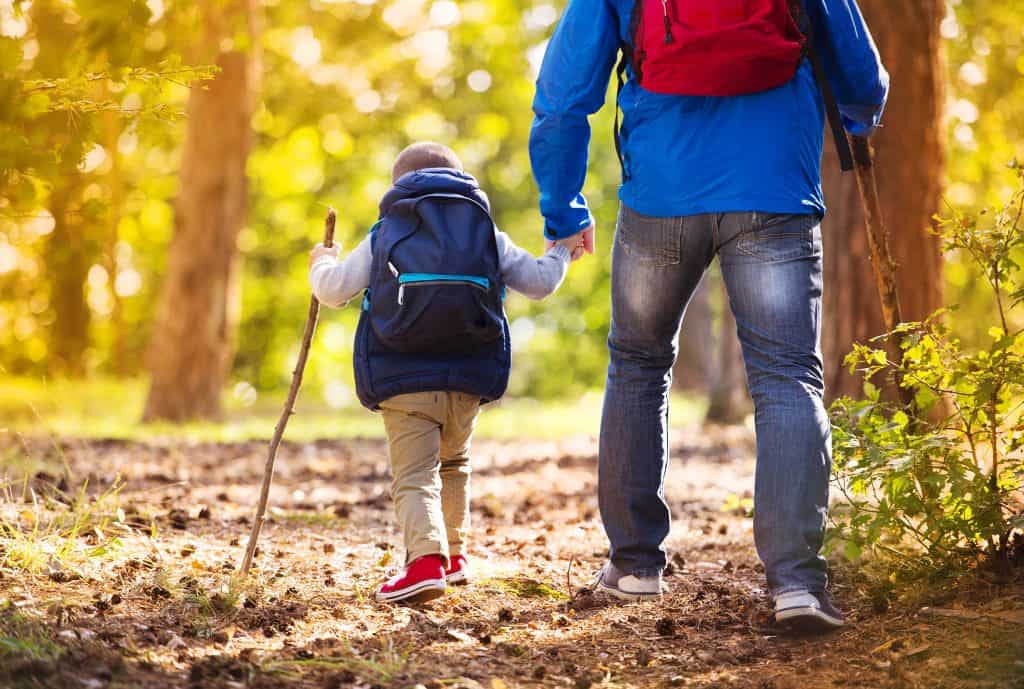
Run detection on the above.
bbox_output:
[240,207,336,577]
[850,136,916,409]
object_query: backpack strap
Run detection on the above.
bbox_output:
[613,52,630,181]
[363,219,384,311]
[614,0,645,181]
[790,0,855,172]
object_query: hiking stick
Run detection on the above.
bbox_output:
[850,136,915,409]
[240,207,336,578]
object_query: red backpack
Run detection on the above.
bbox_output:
[616,0,854,171]
[629,0,805,96]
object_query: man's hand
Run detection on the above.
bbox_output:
[309,242,339,267]
[546,224,596,262]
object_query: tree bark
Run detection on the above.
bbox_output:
[47,181,90,375]
[143,0,259,422]
[821,0,945,401]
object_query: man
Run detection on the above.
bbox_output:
[529,0,888,632]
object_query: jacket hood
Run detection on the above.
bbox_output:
[380,167,491,216]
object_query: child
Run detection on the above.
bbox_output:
[309,142,579,603]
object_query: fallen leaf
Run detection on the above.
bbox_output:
[446,629,477,644]
[918,607,983,620]
[869,638,901,655]
[902,643,931,657]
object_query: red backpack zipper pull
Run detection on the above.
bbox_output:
[661,0,674,44]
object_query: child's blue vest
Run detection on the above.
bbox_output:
[353,168,511,410]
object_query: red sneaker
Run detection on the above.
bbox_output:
[376,555,446,604]
[445,554,471,585]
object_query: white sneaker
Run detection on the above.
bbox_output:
[774,590,845,632]
[593,562,663,601]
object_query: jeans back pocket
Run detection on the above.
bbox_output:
[735,212,820,262]
[616,205,684,266]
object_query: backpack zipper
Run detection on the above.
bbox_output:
[661,0,674,44]
[387,262,490,306]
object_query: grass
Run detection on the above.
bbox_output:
[0,476,126,575]
[0,603,62,663]
[264,638,409,683]
[484,576,570,601]
[0,376,708,442]
[272,510,349,529]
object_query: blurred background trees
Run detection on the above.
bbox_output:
[1,0,1022,423]
[143,0,260,421]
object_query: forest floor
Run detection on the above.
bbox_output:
[1,426,1022,689]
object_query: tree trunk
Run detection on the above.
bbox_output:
[821,0,945,401]
[47,182,90,375]
[672,277,712,392]
[143,0,259,422]
[705,278,752,425]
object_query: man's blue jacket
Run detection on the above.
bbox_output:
[529,0,890,239]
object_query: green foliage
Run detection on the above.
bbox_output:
[0,0,213,375]
[0,376,706,441]
[943,0,1024,349]
[829,171,1024,570]
[2,0,1023,405]
[0,474,126,575]
[0,602,62,663]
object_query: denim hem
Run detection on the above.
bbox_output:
[770,584,824,598]
[628,567,664,579]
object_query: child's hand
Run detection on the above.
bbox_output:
[309,242,340,267]
[554,235,586,262]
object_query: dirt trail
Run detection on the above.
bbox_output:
[1,427,1021,689]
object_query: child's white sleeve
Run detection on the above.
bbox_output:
[308,235,373,307]
[494,229,571,300]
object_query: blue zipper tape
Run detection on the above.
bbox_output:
[397,273,490,290]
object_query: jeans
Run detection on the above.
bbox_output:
[598,205,831,595]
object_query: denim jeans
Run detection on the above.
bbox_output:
[598,205,831,595]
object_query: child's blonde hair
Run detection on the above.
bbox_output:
[392,142,463,182]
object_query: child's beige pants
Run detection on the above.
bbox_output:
[380,391,480,565]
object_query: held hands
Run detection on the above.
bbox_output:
[309,242,340,267]
[546,224,596,263]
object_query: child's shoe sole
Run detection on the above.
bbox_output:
[376,579,446,604]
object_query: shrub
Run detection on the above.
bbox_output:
[828,167,1024,574]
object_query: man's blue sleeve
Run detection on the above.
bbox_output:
[808,0,890,136]
[529,0,620,240]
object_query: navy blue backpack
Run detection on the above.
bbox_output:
[353,168,511,410]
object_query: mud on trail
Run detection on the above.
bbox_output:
[1,428,1021,689]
